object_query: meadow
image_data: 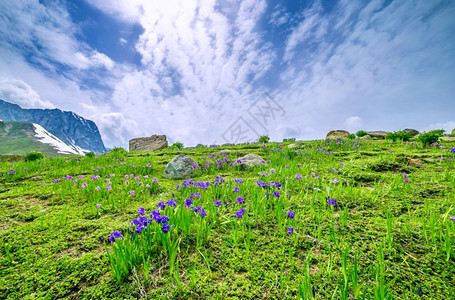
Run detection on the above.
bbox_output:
[0,138,454,299]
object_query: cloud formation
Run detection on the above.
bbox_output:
[0,0,454,148]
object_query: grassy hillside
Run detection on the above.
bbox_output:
[0,121,65,157]
[0,139,454,299]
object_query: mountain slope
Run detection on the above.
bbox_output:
[0,121,81,156]
[0,99,106,153]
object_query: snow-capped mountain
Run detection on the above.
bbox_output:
[0,99,106,153]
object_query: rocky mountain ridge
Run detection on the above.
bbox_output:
[0,99,106,153]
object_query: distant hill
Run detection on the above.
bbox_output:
[0,99,106,153]
[0,121,83,156]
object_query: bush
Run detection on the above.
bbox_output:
[347,133,356,139]
[385,130,413,142]
[85,152,95,158]
[110,147,128,157]
[356,130,368,137]
[25,152,44,162]
[168,142,184,150]
[417,130,444,147]
[258,135,270,143]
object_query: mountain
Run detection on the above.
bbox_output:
[0,121,84,156]
[0,99,106,153]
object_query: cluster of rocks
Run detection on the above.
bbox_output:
[325,128,423,140]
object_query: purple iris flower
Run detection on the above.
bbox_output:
[285,211,295,219]
[162,224,172,233]
[185,199,192,208]
[273,191,280,198]
[233,187,240,193]
[138,207,145,215]
[157,202,165,210]
[328,198,337,206]
[451,147,455,153]
[236,196,245,204]
[214,200,222,206]
[232,208,246,218]
[109,231,123,242]
[166,199,176,207]
[287,227,294,234]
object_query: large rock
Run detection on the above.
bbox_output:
[164,154,198,179]
[451,128,455,136]
[439,136,455,142]
[359,135,371,140]
[325,130,350,139]
[237,153,264,168]
[404,128,419,136]
[129,135,168,152]
[366,131,388,139]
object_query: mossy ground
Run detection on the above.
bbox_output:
[0,139,454,299]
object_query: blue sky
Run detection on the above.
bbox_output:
[0,0,454,148]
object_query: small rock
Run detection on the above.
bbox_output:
[366,131,389,139]
[164,154,198,179]
[237,153,264,168]
[325,130,350,139]
[404,128,419,136]
[439,136,455,142]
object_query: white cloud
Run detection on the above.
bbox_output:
[344,116,363,129]
[0,78,55,109]
[421,121,455,134]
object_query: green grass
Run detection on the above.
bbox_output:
[0,121,64,157]
[0,139,454,299]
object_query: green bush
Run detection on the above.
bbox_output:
[168,142,184,150]
[25,152,44,162]
[356,130,368,137]
[347,133,356,139]
[258,135,270,143]
[385,130,412,142]
[417,130,444,147]
[85,152,95,158]
[110,147,128,157]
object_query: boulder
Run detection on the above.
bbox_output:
[439,136,455,142]
[366,131,388,139]
[359,135,371,140]
[288,142,303,149]
[451,128,455,136]
[164,154,198,179]
[325,130,350,139]
[237,153,264,168]
[129,135,168,152]
[404,128,419,136]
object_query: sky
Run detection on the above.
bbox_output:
[0,0,454,149]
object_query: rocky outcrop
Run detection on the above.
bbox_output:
[326,130,350,139]
[359,135,371,140]
[451,128,455,136]
[237,153,264,168]
[129,135,168,152]
[439,136,455,142]
[366,131,388,139]
[404,129,419,136]
[0,99,106,153]
[164,154,198,179]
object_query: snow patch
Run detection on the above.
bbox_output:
[33,124,85,155]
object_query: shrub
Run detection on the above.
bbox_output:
[25,152,44,162]
[85,152,95,158]
[110,147,128,157]
[347,133,356,139]
[356,130,368,137]
[258,135,270,143]
[169,142,184,150]
[418,130,444,147]
[385,130,412,142]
